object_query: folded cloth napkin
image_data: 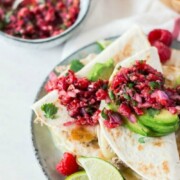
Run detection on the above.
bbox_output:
[62,0,179,59]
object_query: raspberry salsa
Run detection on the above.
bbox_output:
[0,0,80,39]
[103,61,180,136]
[45,70,109,126]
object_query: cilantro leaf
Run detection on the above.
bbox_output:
[149,81,160,90]
[128,82,134,88]
[147,108,160,118]
[102,84,108,90]
[123,94,131,101]
[86,106,94,115]
[70,60,84,72]
[41,103,58,119]
[101,109,108,119]
[60,24,67,30]
[108,90,115,100]
[138,137,145,144]
[4,11,13,24]
[132,100,137,106]
[0,21,5,30]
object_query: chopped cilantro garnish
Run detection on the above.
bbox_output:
[149,81,160,90]
[102,84,108,90]
[70,60,84,72]
[41,103,58,119]
[107,103,118,112]
[123,94,131,101]
[138,137,145,143]
[0,22,4,30]
[132,100,137,106]
[117,65,121,70]
[108,90,115,100]
[4,11,13,24]
[147,108,160,118]
[139,60,145,64]
[116,99,121,105]
[101,109,108,119]
[60,24,67,30]
[86,106,94,115]
[128,82,134,88]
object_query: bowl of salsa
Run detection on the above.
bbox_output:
[0,0,90,48]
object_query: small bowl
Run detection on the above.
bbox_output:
[0,0,90,49]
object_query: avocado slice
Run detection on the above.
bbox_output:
[70,60,84,72]
[147,130,170,137]
[139,109,179,126]
[138,117,179,134]
[107,103,118,112]
[87,58,114,81]
[125,119,175,137]
[125,119,151,136]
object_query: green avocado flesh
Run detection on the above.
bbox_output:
[125,109,179,137]
[139,109,179,125]
[87,58,114,81]
[125,119,151,137]
[70,60,84,72]
[107,103,119,112]
[125,119,175,137]
[139,118,179,134]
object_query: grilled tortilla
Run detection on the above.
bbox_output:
[99,47,180,180]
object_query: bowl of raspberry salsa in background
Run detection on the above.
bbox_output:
[0,0,90,48]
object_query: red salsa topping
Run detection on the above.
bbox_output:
[105,61,180,127]
[102,109,123,128]
[45,70,108,126]
[0,0,80,39]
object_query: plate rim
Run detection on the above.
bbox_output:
[30,36,180,179]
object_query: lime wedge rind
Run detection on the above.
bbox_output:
[78,157,124,180]
[65,171,88,180]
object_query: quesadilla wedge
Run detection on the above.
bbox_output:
[76,25,150,78]
[32,25,150,159]
[99,47,180,179]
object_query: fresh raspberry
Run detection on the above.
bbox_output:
[148,29,173,46]
[56,152,79,176]
[153,41,171,63]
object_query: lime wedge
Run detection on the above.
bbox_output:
[97,40,111,50]
[65,171,88,180]
[78,157,124,180]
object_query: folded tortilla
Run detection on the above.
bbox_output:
[76,25,150,77]
[99,47,180,180]
[165,49,180,68]
[32,25,150,159]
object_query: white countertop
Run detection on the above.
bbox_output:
[0,0,178,179]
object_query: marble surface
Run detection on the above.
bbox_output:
[0,0,178,180]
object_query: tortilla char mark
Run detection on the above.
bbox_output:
[137,145,144,151]
[137,162,157,177]
[153,140,164,147]
[136,160,170,178]
[113,39,133,64]
[70,126,97,143]
[162,161,170,174]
